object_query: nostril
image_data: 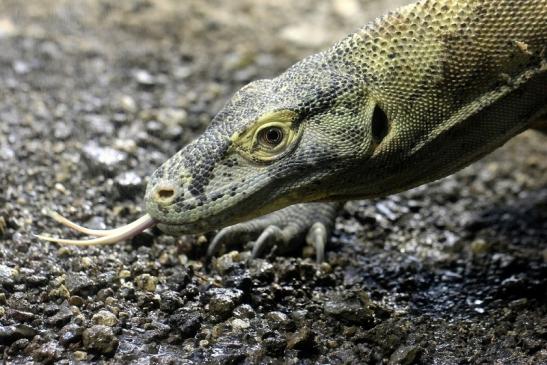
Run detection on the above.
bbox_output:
[154,185,177,204]
[158,189,174,199]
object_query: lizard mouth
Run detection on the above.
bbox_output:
[35,211,156,246]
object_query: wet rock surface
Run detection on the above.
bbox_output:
[0,0,546,363]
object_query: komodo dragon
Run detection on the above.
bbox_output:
[38,0,547,263]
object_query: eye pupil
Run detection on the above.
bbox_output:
[264,127,283,145]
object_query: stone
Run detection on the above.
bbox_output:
[83,325,118,354]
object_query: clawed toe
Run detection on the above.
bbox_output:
[306,222,327,263]
[207,221,266,257]
[207,202,340,261]
[251,225,286,259]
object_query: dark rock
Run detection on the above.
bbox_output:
[207,288,243,317]
[324,291,375,326]
[169,309,202,338]
[136,291,161,309]
[143,321,171,343]
[233,304,255,319]
[165,270,191,291]
[389,345,421,365]
[0,325,37,345]
[7,308,35,322]
[114,171,144,199]
[159,290,184,313]
[8,338,30,355]
[47,304,73,327]
[287,326,314,351]
[249,260,275,283]
[59,324,83,346]
[130,231,155,247]
[208,342,245,364]
[65,272,99,296]
[33,341,61,364]
[266,311,291,330]
[223,271,252,292]
[262,331,286,356]
[25,274,49,287]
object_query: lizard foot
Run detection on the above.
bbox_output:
[207,202,343,263]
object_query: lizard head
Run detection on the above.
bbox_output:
[37,54,392,245]
[145,54,390,234]
[37,54,391,246]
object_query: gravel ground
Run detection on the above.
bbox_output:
[0,0,546,364]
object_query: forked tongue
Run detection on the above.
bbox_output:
[35,211,156,246]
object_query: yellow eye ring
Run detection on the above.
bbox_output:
[230,109,301,163]
[252,121,294,158]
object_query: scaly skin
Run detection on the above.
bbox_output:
[39,0,547,261]
[142,0,547,259]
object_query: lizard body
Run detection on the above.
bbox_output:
[39,0,547,260]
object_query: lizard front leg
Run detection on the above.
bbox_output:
[207,202,343,263]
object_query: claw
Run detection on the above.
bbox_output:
[207,227,234,257]
[306,222,327,263]
[36,212,156,246]
[251,225,286,259]
[208,222,258,257]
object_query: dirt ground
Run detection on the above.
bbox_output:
[0,0,546,363]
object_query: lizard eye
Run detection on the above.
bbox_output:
[258,126,284,147]
[231,109,301,162]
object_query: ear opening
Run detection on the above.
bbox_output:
[371,104,390,145]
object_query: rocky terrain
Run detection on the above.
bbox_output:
[0,0,545,363]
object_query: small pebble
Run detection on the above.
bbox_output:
[118,95,137,113]
[114,171,144,199]
[207,288,243,316]
[73,351,87,361]
[324,292,374,325]
[83,325,119,354]
[59,324,83,346]
[47,304,72,327]
[48,284,70,299]
[231,318,250,330]
[82,142,128,177]
[389,345,421,365]
[133,69,156,86]
[0,264,17,287]
[92,310,118,327]
[118,269,131,279]
[266,311,290,329]
[214,251,241,274]
[0,216,7,237]
[287,326,314,350]
[65,272,98,296]
[0,325,37,345]
[68,295,84,306]
[135,274,158,292]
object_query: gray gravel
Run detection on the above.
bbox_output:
[0,0,546,364]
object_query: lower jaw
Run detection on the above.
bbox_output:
[157,222,207,235]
